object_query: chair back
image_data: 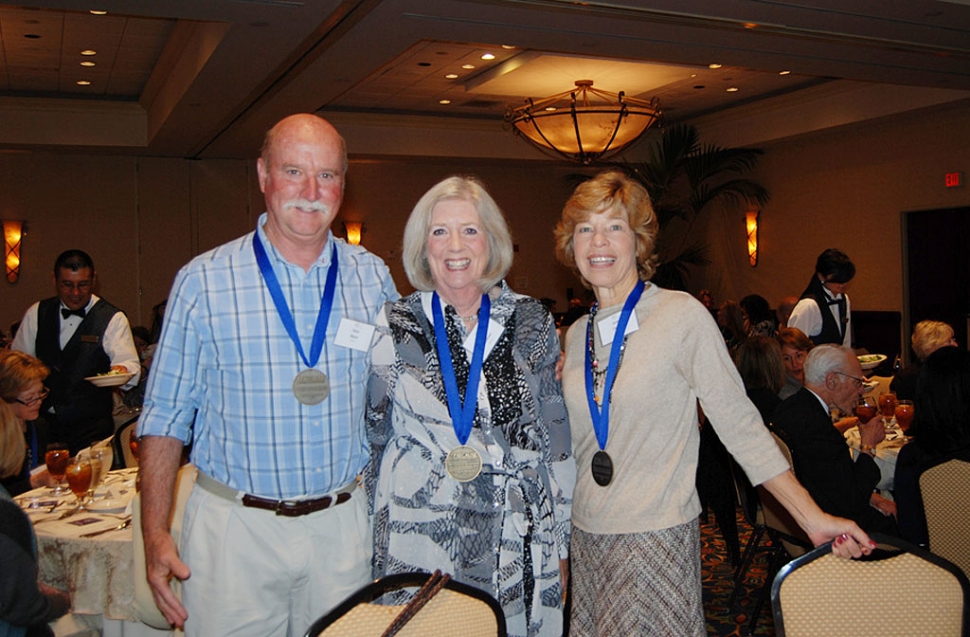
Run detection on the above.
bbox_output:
[771,533,970,636]
[920,455,970,576]
[114,418,138,468]
[304,572,506,637]
[758,432,812,558]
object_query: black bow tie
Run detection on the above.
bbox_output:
[62,308,86,319]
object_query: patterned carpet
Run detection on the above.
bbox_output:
[701,508,779,636]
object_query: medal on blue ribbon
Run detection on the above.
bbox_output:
[432,292,490,482]
[253,232,338,405]
[585,279,645,486]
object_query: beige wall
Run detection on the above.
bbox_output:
[694,101,970,318]
[2,101,968,340]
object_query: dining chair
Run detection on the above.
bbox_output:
[303,571,506,637]
[919,452,970,577]
[741,432,814,633]
[771,533,970,636]
[113,418,138,468]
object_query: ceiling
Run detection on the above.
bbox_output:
[1,0,968,159]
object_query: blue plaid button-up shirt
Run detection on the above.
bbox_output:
[140,214,398,499]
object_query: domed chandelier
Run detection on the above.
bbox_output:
[506,80,662,165]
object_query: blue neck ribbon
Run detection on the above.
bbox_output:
[252,232,338,369]
[431,292,490,446]
[585,279,646,451]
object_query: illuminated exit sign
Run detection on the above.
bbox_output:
[945,172,964,188]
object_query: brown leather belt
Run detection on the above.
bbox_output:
[240,491,351,517]
[195,472,356,518]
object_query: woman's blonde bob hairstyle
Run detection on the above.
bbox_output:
[912,320,956,360]
[554,170,660,287]
[402,175,513,292]
[0,400,26,479]
[0,349,49,403]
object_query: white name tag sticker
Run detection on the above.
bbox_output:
[597,310,639,346]
[334,318,376,351]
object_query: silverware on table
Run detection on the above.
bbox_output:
[80,518,132,538]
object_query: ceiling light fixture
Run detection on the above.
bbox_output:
[506,79,661,165]
[481,53,495,60]
[80,61,95,67]
[80,49,97,56]
[77,80,91,86]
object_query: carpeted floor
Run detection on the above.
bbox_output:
[701,508,779,636]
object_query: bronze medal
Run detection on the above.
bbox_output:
[292,369,330,405]
[445,445,483,482]
[591,450,614,486]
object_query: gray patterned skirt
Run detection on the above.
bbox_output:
[570,520,704,637]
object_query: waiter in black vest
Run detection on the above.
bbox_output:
[788,248,856,347]
[12,250,140,454]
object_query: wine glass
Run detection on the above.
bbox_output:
[45,442,71,495]
[877,392,898,430]
[854,395,878,425]
[895,399,915,433]
[89,444,113,492]
[65,456,93,509]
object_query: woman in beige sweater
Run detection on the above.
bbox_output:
[554,170,876,636]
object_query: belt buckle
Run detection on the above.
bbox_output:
[275,500,305,517]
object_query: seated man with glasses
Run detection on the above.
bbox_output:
[772,344,898,535]
[11,250,140,454]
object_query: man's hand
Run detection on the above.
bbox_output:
[144,529,191,628]
[857,418,886,448]
[140,435,191,628]
[870,492,897,518]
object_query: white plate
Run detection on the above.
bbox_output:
[84,372,136,387]
[85,497,131,514]
[857,354,887,370]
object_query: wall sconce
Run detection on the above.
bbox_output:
[745,209,759,267]
[343,221,363,246]
[3,219,24,283]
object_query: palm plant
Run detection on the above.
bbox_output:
[615,123,770,290]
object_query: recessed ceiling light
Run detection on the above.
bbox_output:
[744,23,758,29]
[709,63,722,69]
[481,53,495,60]
[81,49,97,56]
[77,80,91,86]
[461,64,475,70]
[779,70,791,75]
[726,87,739,92]
[544,107,557,112]
[80,61,95,67]
[439,99,451,105]
[445,73,458,79]
[89,10,107,15]
[501,45,516,50]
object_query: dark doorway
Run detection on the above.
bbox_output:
[904,206,970,358]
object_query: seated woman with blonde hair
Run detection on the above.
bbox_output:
[0,400,71,636]
[0,350,55,497]
[891,320,957,401]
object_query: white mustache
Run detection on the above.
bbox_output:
[283,199,329,213]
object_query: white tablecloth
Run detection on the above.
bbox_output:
[17,470,179,637]
[844,425,909,491]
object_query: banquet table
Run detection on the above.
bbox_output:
[16,469,178,637]
[844,424,910,491]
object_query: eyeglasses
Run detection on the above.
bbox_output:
[834,371,865,388]
[13,387,49,407]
